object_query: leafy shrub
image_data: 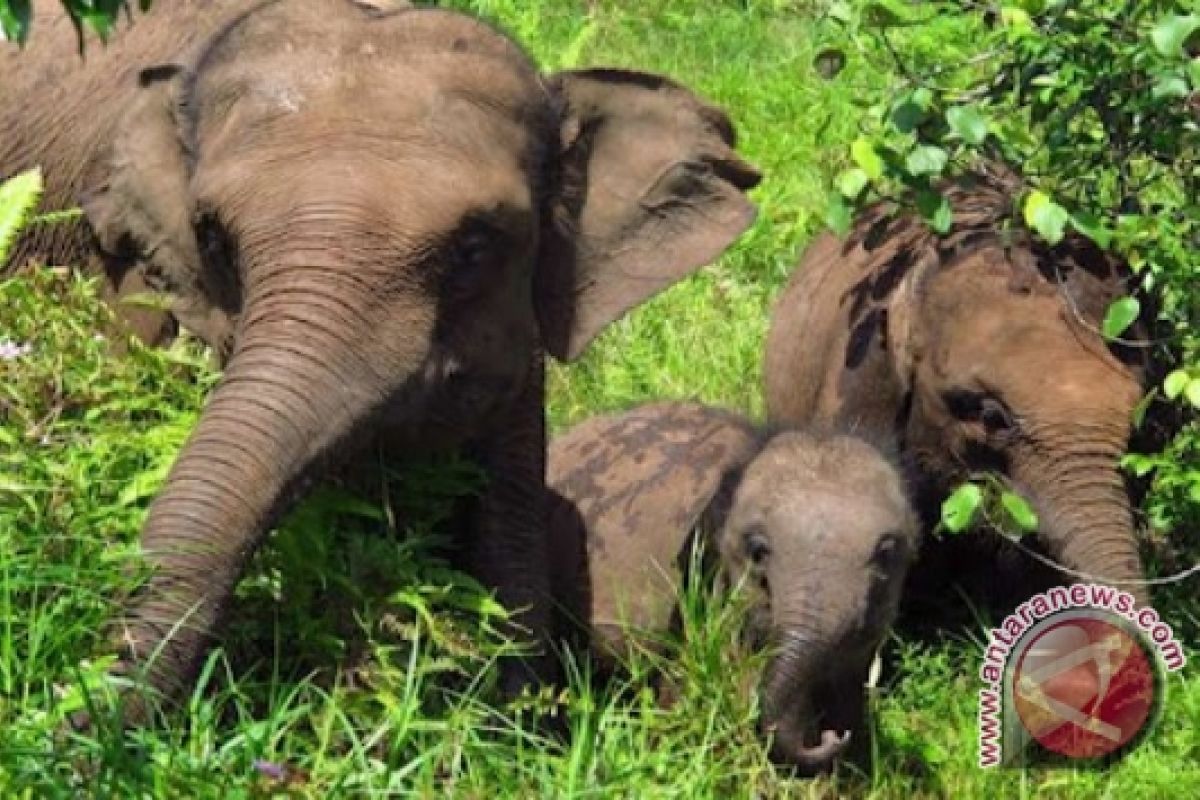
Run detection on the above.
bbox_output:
[821,0,1199,544]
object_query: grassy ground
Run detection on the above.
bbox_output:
[1,1,1197,797]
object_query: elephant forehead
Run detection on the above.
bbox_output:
[189,5,547,159]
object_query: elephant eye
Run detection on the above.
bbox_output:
[979,397,1016,433]
[742,527,771,565]
[870,532,908,571]
[944,390,1016,434]
[445,219,503,297]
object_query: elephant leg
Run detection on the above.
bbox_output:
[463,361,557,700]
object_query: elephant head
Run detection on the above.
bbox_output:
[716,431,918,774]
[545,403,917,775]
[896,238,1148,604]
[77,2,759,709]
[764,171,1154,608]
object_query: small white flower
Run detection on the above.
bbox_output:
[0,340,32,360]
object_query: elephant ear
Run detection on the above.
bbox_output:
[81,64,203,311]
[537,68,761,362]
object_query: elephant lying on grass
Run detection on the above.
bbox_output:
[0,0,760,721]
[764,167,1158,610]
[546,402,919,774]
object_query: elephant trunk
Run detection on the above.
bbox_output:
[117,254,430,704]
[1016,441,1148,607]
[759,630,852,774]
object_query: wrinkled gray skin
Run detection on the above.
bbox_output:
[1,1,760,720]
[764,171,1154,610]
[546,402,919,774]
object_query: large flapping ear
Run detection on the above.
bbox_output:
[80,64,202,304]
[537,68,761,362]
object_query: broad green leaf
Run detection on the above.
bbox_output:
[1000,490,1039,533]
[1023,190,1069,244]
[905,145,948,176]
[941,483,982,534]
[1152,74,1190,99]
[917,190,953,233]
[1000,7,1034,35]
[1101,296,1140,340]
[1069,211,1113,249]
[825,193,853,236]
[1186,378,1200,409]
[1121,453,1156,478]
[851,137,885,181]
[836,168,869,199]
[946,105,989,145]
[1164,369,1190,399]
[891,100,926,133]
[0,0,30,42]
[1150,14,1200,58]
[862,0,912,28]
[0,167,43,266]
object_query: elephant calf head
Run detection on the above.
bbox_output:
[68,0,759,713]
[546,402,918,775]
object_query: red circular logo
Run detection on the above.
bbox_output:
[1011,612,1158,759]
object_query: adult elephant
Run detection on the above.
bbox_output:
[764,168,1154,608]
[1,0,760,720]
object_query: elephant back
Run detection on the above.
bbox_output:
[546,401,761,668]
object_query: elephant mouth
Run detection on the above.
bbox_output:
[760,672,863,775]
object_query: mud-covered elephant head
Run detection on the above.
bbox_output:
[765,171,1154,607]
[546,403,918,775]
[76,1,760,714]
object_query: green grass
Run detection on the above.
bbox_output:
[1,1,1197,797]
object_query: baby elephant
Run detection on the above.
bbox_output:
[546,402,919,774]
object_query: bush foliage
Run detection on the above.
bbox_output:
[820,0,1199,539]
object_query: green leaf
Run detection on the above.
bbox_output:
[1069,211,1113,249]
[836,168,869,199]
[1101,296,1140,340]
[905,145,949,176]
[1150,14,1200,58]
[1164,369,1190,399]
[0,167,43,265]
[851,137,885,181]
[1000,7,1034,35]
[917,190,953,233]
[1023,190,1069,244]
[946,105,989,145]
[0,0,30,42]
[862,0,912,28]
[891,100,926,134]
[825,194,853,236]
[941,483,982,534]
[1186,378,1200,409]
[1000,490,1039,533]
[1152,74,1190,100]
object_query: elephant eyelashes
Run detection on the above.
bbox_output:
[743,528,771,564]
